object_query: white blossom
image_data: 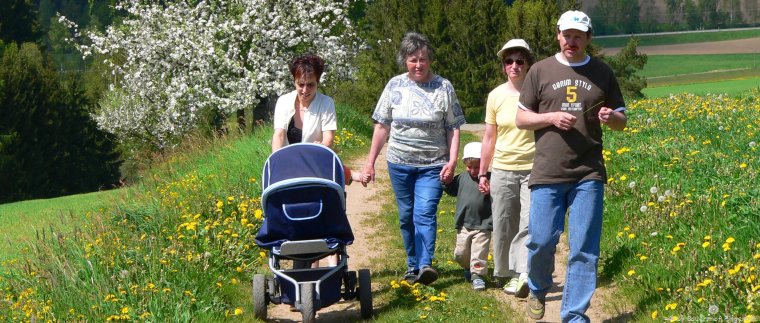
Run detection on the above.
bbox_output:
[60,0,361,149]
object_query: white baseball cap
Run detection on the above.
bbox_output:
[497,38,531,60]
[557,10,592,32]
[462,142,482,161]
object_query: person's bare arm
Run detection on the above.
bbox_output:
[272,128,286,152]
[361,123,390,183]
[515,108,577,131]
[440,128,460,183]
[319,130,335,148]
[478,123,497,194]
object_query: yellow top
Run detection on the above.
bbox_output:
[485,83,535,171]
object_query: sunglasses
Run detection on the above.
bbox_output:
[504,58,526,66]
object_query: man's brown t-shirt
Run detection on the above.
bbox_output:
[518,54,625,187]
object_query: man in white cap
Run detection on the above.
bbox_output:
[515,10,628,322]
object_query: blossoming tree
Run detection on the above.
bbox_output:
[61,0,359,149]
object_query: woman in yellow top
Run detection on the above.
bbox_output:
[478,39,535,297]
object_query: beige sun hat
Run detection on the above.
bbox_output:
[497,38,531,60]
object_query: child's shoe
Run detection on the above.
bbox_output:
[471,274,486,291]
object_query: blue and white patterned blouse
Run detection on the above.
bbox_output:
[372,73,466,166]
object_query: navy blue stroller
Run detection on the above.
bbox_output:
[253,143,373,322]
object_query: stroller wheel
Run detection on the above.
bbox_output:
[300,283,316,323]
[358,269,373,319]
[252,274,267,320]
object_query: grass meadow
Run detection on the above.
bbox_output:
[641,54,760,98]
[641,54,760,79]
[643,78,760,98]
[1,91,757,321]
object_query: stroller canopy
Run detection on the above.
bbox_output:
[256,143,354,249]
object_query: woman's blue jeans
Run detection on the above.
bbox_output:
[387,162,444,271]
[526,180,604,323]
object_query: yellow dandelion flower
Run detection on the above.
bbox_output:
[627,270,636,276]
[726,237,736,243]
[745,315,756,323]
[704,235,711,240]
[665,303,677,310]
[697,297,705,303]
[121,306,129,314]
[651,311,658,319]
[420,314,428,319]
[740,163,747,169]
[702,241,710,248]
[670,316,679,322]
[234,308,243,315]
[639,255,648,261]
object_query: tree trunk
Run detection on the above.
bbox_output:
[237,108,246,132]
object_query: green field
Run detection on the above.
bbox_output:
[594,29,760,48]
[643,77,760,98]
[641,54,760,97]
[642,54,760,78]
[0,189,129,259]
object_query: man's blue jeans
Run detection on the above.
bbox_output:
[526,180,604,323]
[387,162,444,271]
